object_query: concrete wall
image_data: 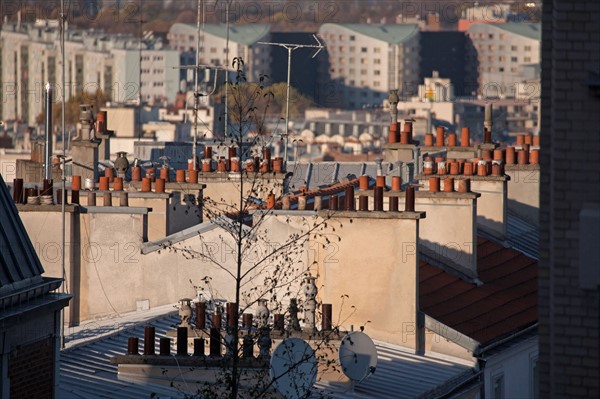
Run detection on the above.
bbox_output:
[313,211,423,349]
[419,176,507,239]
[413,193,478,276]
[18,209,79,324]
[505,164,539,225]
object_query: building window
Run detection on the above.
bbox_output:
[374,47,381,53]
[349,57,355,64]
[374,81,381,87]
[488,45,495,51]
[524,57,532,62]
[349,68,355,74]
[499,45,505,50]
[492,374,504,399]
[360,69,367,75]
[511,56,518,62]
[511,67,518,72]
[374,70,381,76]
[374,59,381,65]
[339,35,345,40]
[349,35,355,41]
[499,34,505,40]
[361,58,368,64]
[499,67,505,72]
[210,47,217,53]
[499,56,506,62]
[525,45,532,51]
[361,47,367,53]
[488,33,494,39]
[339,46,345,51]
[349,46,356,52]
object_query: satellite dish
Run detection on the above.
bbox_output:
[339,331,378,382]
[270,338,317,399]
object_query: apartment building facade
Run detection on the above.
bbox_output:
[466,22,541,98]
[167,23,270,85]
[0,22,179,126]
[317,23,420,109]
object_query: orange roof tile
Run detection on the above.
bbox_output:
[419,236,537,345]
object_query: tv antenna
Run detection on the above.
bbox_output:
[258,35,324,167]
[338,331,378,390]
[173,0,224,169]
[270,338,318,399]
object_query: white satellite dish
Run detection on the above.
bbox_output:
[270,338,318,399]
[339,331,378,382]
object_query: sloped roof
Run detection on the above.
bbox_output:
[468,22,541,41]
[0,174,45,294]
[321,23,419,44]
[172,23,270,45]
[59,306,475,399]
[419,236,537,346]
[494,22,541,41]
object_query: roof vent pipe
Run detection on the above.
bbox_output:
[44,83,53,180]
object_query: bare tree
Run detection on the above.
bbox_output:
[161,57,347,399]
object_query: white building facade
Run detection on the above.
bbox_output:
[317,23,420,109]
[466,23,541,98]
[0,22,179,126]
[167,23,271,84]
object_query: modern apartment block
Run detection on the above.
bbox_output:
[317,23,420,109]
[0,21,179,126]
[167,23,270,85]
[466,22,541,98]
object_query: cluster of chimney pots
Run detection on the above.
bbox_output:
[11,106,539,210]
[125,298,334,359]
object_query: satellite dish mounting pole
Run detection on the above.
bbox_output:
[258,35,324,168]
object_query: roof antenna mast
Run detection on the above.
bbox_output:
[257,36,324,167]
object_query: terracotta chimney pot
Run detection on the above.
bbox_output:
[447,133,457,147]
[429,177,440,192]
[141,177,151,192]
[391,176,402,191]
[443,177,454,192]
[359,175,369,191]
[175,170,186,182]
[155,178,166,193]
[424,133,434,147]
[435,126,445,147]
[458,178,471,193]
[188,170,199,184]
[460,127,470,147]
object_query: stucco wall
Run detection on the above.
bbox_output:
[505,164,539,225]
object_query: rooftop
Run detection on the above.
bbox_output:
[172,23,270,45]
[320,23,419,44]
[58,305,475,399]
[420,236,538,346]
[469,22,541,41]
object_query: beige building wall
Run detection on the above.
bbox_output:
[314,212,423,349]
[505,164,540,225]
[419,176,507,239]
